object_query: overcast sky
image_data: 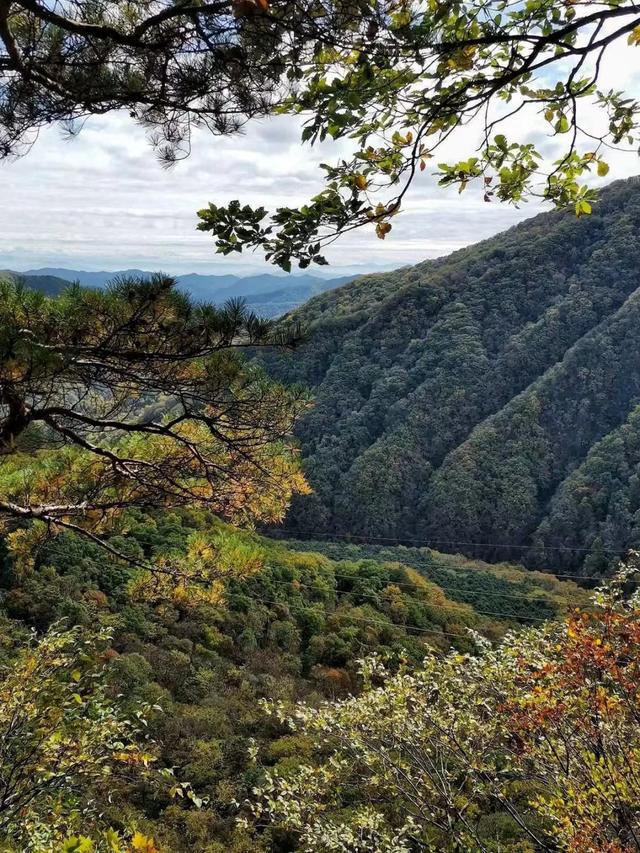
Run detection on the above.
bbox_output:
[2,39,640,277]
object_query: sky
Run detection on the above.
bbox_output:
[2,36,640,278]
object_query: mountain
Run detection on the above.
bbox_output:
[1,270,73,296]
[20,267,150,288]
[262,177,640,577]
[234,279,357,319]
[16,267,354,315]
[185,272,354,302]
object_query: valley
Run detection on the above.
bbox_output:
[2,182,640,851]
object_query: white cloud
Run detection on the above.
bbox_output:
[1,33,639,276]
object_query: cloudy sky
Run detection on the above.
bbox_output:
[2,38,640,278]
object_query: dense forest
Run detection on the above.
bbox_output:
[7,0,640,842]
[3,215,640,850]
[0,253,637,852]
[261,177,640,576]
[0,506,584,850]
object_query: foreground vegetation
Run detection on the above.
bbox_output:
[257,565,640,852]
[0,506,584,850]
[5,0,640,268]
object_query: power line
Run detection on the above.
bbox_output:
[247,563,567,612]
[241,575,554,623]
[266,534,628,582]
[240,593,490,641]
[252,568,572,603]
[268,529,627,556]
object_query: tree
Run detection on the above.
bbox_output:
[4,0,640,267]
[0,276,308,570]
[196,0,640,269]
[252,560,640,852]
[0,623,161,851]
[0,0,372,160]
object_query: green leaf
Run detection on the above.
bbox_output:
[62,838,94,853]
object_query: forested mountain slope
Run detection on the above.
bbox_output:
[1,270,72,295]
[264,177,640,576]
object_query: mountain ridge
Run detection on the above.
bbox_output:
[0,271,74,296]
[2,267,356,317]
[263,176,640,575]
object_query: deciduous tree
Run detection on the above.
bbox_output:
[0,624,160,850]
[254,560,640,851]
[199,0,640,268]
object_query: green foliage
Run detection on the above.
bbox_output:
[1,272,72,296]
[196,2,640,267]
[260,177,640,576]
[283,539,587,624]
[530,405,640,576]
[0,508,581,850]
[0,624,161,850]
[1,0,353,160]
[3,0,640,262]
[253,565,640,852]
[0,275,308,568]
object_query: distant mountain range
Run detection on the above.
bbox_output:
[1,267,355,317]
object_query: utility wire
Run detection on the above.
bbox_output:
[241,574,555,623]
[242,581,548,627]
[240,592,492,640]
[269,529,628,556]
[266,535,629,583]
[252,569,576,602]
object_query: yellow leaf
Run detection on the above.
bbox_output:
[597,160,610,177]
[131,832,158,853]
[628,25,640,45]
[105,829,123,853]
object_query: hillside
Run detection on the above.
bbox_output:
[1,270,73,295]
[262,177,640,576]
[0,506,584,850]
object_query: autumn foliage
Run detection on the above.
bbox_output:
[502,583,640,852]
[0,276,308,573]
[255,561,640,852]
